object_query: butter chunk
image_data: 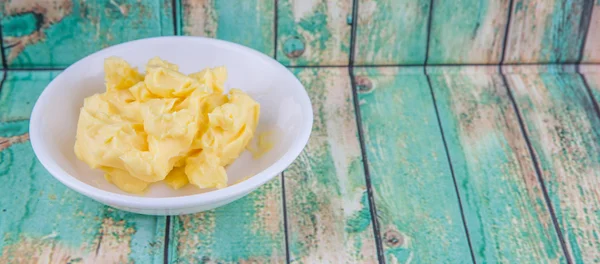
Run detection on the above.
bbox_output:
[104,57,143,91]
[164,166,189,190]
[74,57,261,194]
[185,151,227,189]
[145,67,200,98]
[104,168,150,194]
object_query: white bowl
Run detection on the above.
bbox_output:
[29,36,313,215]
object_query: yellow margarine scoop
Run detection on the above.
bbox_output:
[74,57,260,194]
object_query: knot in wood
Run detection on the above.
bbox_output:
[355,76,373,92]
[283,37,305,58]
[384,229,404,247]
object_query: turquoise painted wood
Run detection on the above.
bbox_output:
[428,0,510,64]
[427,66,564,263]
[0,71,166,263]
[582,2,600,63]
[276,0,352,66]
[355,67,472,263]
[179,0,275,56]
[169,177,286,263]
[353,0,431,65]
[0,0,174,68]
[504,0,592,63]
[284,68,377,263]
[504,65,600,263]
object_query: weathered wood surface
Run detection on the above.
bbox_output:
[582,2,600,63]
[0,0,174,68]
[504,0,592,63]
[276,0,352,66]
[0,71,166,263]
[355,67,472,263]
[504,65,600,263]
[353,0,431,65]
[284,68,377,263]
[428,0,511,64]
[180,0,275,56]
[580,65,600,102]
[169,177,286,263]
[427,66,564,263]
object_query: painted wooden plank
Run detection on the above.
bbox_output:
[180,0,275,56]
[504,65,600,263]
[0,0,174,68]
[354,0,431,65]
[169,177,285,263]
[276,0,352,66]
[582,2,600,63]
[0,71,165,263]
[284,68,377,263]
[427,66,564,263]
[356,67,472,263]
[580,65,600,102]
[428,0,510,64]
[504,0,592,63]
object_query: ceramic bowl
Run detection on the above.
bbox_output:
[29,36,313,215]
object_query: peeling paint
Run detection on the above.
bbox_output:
[505,67,600,263]
[429,66,564,263]
[0,217,134,264]
[0,133,29,152]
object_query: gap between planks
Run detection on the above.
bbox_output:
[3,63,600,73]
[348,0,385,262]
[423,69,477,264]
[498,66,574,264]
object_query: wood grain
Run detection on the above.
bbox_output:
[504,0,592,63]
[427,66,564,263]
[427,0,510,64]
[276,0,352,66]
[354,0,431,65]
[580,65,600,102]
[180,0,275,56]
[169,177,286,263]
[582,2,600,63]
[355,67,472,263]
[504,65,600,263]
[284,68,377,263]
[0,71,166,263]
[0,0,174,68]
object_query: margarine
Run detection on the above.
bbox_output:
[74,57,260,193]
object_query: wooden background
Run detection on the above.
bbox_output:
[0,0,599,263]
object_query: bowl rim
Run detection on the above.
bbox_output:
[29,36,313,210]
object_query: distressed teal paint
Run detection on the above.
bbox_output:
[428,0,510,64]
[354,0,431,65]
[284,68,377,263]
[540,0,589,62]
[356,67,471,263]
[2,12,37,37]
[0,71,165,263]
[276,0,352,65]
[505,67,600,262]
[0,71,60,122]
[1,0,174,68]
[345,192,372,233]
[181,0,275,57]
[506,0,590,63]
[170,177,285,263]
[214,0,275,56]
[428,67,564,263]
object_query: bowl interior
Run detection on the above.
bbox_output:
[32,37,311,198]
